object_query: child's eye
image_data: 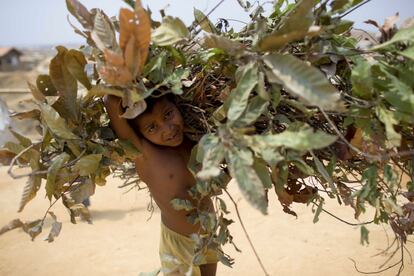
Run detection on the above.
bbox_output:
[164,110,173,119]
[147,125,156,133]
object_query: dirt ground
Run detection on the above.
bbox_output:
[0,166,413,276]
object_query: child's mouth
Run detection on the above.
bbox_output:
[167,131,179,141]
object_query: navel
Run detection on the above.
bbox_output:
[168,173,174,179]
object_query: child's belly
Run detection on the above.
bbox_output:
[151,189,214,237]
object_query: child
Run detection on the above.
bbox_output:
[104,94,218,276]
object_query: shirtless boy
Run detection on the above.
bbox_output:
[104,94,218,276]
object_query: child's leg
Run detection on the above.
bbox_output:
[199,263,217,276]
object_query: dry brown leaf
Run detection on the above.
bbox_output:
[383,13,400,33]
[100,49,133,86]
[119,2,150,77]
[0,219,24,235]
[134,0,151,72]
[124,36,140,78]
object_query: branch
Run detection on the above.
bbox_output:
[40,175,80,225]
[339,0,373,19]
[7,144,36,179]
[313,202,374,226]
[321,108,414,162]
[224,189,270,276]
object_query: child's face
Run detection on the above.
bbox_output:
[134,97,184,147]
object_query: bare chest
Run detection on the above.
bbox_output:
[134,147,195,197]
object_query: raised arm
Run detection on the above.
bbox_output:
[103,95,143,152]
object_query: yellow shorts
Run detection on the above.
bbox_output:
[159,222,218,276]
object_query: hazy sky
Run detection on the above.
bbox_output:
[0,0,413,46]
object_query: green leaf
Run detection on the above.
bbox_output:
[197,134,225,180]
[64,49,92,90]
[330,0,350,11]
[49,46,78,121]
[91,10,118,51]
[226,147,268,214]
[372,26,414,50]
[258,0,316,51]
[360,225,369,245]
[39,104,79,140]
[333,20,354,34]
[218,197,229,214]
[313,198,324,223]
[310,151,336,192]
[234,96,269,127]
[46,153,70,200]
[252,158,273,189]
[122,0,136,9]
[152,16,189,46]
[194,8,217,34]
[291,158,314,176]
[382,70,414,116]
[164,68,190,95]
[400,45,414,61]
[375,106,401,147]
[203,34,243,56]
[263,53,340,110]
[117,139,140,159]
[86,85,124,100]
[73,154,102,176]
[227,62,258,122]
[359,165,378,202]
[170,198,194,211]
[66,0,93,29]
[351,57,373,100]
[143,51,168,83]
[326,155,337,178]
[9,129,32,147]
[199,211,217,232]
[256,71,269,100]
[249,127,337,152]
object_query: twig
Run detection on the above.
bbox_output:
[7,148,87,180]
[339,0,373,19]
[146,194,155,221]
[7,144,36,179]
[223,189,270,276]
[314,202,374,226]
[218,18,248,25]
[378,240,400,269]
[349,257,402,275]
[321,108,414,161]
[40,176,80,225]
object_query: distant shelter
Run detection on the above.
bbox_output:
[0,47,23,71]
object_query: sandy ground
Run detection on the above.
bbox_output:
[0,167,413,276]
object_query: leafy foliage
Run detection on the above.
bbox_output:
[1,0,414,273]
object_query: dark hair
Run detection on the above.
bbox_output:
[127,93,176,136]
[141,93,175,115]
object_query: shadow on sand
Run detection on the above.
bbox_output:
[89,206,148,221]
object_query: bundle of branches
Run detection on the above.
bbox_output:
[1,0,414,273]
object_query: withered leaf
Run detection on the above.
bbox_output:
[73,154,102,176]
[45,212,62,243]
[0,219,24,235]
